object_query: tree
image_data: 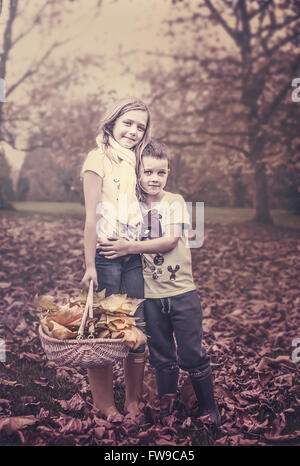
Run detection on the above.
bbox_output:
[17,93,105,202]
[144,0,300,222]
[0,148,14,209]
[0,0,104,207]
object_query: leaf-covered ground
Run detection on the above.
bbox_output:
[0,214,299,446]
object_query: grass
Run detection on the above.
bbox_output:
[0,353,81,419]
[11,201,85,219]
[1,202,299,229]
[0,352,85,446]
[204,206,300,229]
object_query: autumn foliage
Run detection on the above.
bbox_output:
[0,214,299,446]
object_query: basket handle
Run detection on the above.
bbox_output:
[77,280,94,340]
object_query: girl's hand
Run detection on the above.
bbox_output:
[81,267,98,290]
[132,329,147,350]
[124,328,147,350]
[98,238,132,259]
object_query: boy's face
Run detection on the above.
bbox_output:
[140,156,169,197]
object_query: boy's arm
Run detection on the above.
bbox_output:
[99,224,182,259]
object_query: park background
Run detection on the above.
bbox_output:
[0,0,299,446]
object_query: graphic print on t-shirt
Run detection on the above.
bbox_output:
[142,208,180,281]
[167,265,180,280]
[141,209,164,280]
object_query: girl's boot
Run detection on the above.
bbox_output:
[87,364,120,418]
[124,352,145,414]
[190,368,221,426]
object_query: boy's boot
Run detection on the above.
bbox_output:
[156,365,179,418]
[189,368,221,426]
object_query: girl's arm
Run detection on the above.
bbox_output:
[99,224,182,259]
[81,171,103,289]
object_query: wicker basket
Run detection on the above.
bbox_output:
[38,281,130,368]
[38,325,130,368]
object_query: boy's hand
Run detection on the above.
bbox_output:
[98,238,132,259]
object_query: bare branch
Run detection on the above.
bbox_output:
[0,0,19,78]
[6,39,70,97]
[248,0,273,20]
[11,2,50,48]
[204,0,240,46]
[212,141,251,158]
[160,140,206,147]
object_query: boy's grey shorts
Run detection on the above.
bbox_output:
[144,290,210,373]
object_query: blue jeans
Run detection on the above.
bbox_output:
[95,250,145,354]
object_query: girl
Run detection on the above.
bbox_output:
[80,97,151,419]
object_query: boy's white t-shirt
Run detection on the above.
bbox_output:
[140,192,196,298]
[81,137,142,241]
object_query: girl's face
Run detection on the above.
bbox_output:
[112,110,148,150]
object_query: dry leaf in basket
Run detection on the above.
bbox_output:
[52,306,83,327]
[111,331,125,339]
[97,294,128,312]
[40,317,77,340]
[109,320,127,332]
[92,289,107,306]
[120,298,145,315]
[98,329,112,338]
[33,294,59,311]
[122,326,147,349]
[106,314,137,326]
[95,321,109,331]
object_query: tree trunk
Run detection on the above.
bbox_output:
[253,161,273,224]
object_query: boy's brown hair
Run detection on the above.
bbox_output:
[141,140,170,165]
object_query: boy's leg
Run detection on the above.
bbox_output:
[87,253,122,417]
[144,298,179,399]
[121,255,146,414]
[170,290,221,425]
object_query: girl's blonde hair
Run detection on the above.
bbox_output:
[98,97,151,200]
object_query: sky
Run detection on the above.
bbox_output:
[1,0,177,169]
[5,0,176,99]
[1,0,233,171]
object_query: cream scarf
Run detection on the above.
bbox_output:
[95,134,142,236]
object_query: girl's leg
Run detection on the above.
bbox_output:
[87,365,118,417]
[121,255,146,414]
[87,254,122,416]
[123,352,145,414]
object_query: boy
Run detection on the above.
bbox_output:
[99,140,220,425]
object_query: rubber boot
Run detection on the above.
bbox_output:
[156,365,179,398]
[190,369,221,426]
[156,365,179,419]
[87,364,120,418]
[124,352,145,414]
